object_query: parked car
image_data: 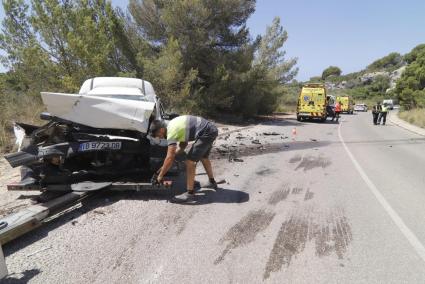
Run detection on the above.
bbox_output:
[354,103,368,112]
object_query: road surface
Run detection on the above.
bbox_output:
[2,111,425,283]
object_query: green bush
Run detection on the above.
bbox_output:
[322,66,342,80]
[395,44,425,108]
[367,52,404,72]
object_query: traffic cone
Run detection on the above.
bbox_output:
[292,127,297,141]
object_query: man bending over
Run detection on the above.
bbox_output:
[150,115,219,202]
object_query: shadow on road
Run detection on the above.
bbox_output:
[1,268,41,284]
[175,188,250,206]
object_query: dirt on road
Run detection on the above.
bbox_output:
[3,112,424,283]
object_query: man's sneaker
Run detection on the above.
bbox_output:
[201,181,218,190]
[171,192,195,203]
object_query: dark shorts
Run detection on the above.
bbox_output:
[187,123,218,162]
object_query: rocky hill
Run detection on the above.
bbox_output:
[325,65,406,92]
[308,52,408,102]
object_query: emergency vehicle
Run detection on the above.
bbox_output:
[297,83,328,122]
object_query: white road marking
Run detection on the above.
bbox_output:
[338,120,425,262]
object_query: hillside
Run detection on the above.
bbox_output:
[308,52,408,104]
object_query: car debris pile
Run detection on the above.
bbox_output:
[214,129,289,163]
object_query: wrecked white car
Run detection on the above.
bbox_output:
[5,77,179,191]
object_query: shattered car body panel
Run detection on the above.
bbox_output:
[5,77,179,191]
[41,92,156,133]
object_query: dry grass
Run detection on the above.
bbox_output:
[275,103,297,114]
[399,109,425,129]
[0,94,44,152]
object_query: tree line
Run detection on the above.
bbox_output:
[0,0,298,117]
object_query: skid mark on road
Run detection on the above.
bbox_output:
[304,189,314,201]
[294,155,331,172]
[263,207,352,279]
[215,209,275,264]
[256,167,277,176]
[269,186,315,205]
[268,187,291,205]
[291,187,303,194]
[289,154,302,164]
[314,208,352,259]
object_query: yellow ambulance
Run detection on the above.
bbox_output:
[336,96,354,114]
[296,83,328,122]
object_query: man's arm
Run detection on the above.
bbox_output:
[177,142,188,155]
[157,145,177,182]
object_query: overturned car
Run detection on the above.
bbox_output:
[5,77,180,191]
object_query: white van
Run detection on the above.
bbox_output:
[383,99,394,110]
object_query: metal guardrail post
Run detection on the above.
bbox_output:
[0,244,7,279]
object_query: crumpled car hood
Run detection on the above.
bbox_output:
[41,92,155,133]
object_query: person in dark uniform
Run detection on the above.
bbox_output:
[372,102,381,125]
[150,115,218,203]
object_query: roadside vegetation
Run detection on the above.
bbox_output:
[399,109,425,129]
[393,44,425,128]
[394,44,425,109]
[0,0,298,151]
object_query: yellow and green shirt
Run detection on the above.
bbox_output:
[167,115,209,145]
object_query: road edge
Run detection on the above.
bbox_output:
[388,111,425,137]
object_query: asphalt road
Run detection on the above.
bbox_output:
[3,111,425,283]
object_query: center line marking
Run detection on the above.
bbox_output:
[338,119,425,262]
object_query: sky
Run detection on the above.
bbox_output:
[1,0,425,81]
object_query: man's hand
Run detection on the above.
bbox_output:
[151,173,162,186]
[157,145,177,180]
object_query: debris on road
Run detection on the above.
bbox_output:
[263,132,280,136]
[26,246,53,257]
[252,140,261,145]
[93,209,106,215]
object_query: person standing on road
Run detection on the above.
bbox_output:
[333,101,342,122]
[150,115,219,203]
[372,102,381,125]
[378,103,388,125]
[326,97,334,119]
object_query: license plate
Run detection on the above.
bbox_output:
[299,112,310,116]
[79,141,122,152]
